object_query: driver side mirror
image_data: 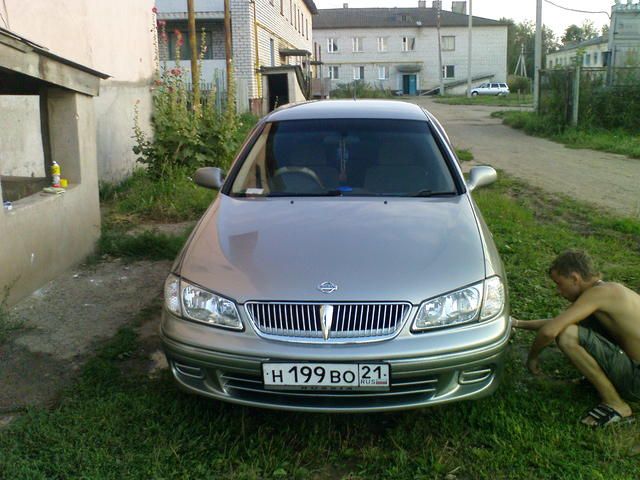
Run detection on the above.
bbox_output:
[194,167,225,190]
[467,166,497,192]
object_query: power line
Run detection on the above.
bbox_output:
[542,0,611,19]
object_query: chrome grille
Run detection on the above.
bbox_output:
[245,302,411,340]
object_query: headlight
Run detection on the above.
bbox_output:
[413,276,506,331]
[413,282,482,331]
[163,275,243,331]
[480,276,505,320]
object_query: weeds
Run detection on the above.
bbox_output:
[455,148,474,162]
[0,281,22,343]
[494,110,640,159]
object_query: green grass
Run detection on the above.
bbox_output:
[435,94,533,107]
[455,148,474,162]
[494,111,640,159]
[2,175,640,478]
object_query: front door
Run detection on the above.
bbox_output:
[402,75,417,95]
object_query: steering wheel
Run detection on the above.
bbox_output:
[272,167,325,190]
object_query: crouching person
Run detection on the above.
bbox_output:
[513,250,640,427]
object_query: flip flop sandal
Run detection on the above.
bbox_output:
[581,403,636,428]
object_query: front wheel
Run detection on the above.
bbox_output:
[471,91,479,97]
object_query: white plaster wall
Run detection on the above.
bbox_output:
[314,25,508,92]
[0,96,45,177]
[3,0,156,181]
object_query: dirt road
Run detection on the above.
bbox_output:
[406,98,640,218]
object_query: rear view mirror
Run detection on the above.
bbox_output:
[194,167,225,190]
[467,166,497,192]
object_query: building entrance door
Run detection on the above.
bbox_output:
[403,75,417,95]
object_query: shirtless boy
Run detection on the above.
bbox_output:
[513,250,640,427]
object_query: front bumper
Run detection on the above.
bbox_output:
[160,310,511,413]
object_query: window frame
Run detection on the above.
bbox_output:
[441,35,455,51]
[327,38,338,53]
[352,37,364,53]
[402,36,416,52]
[442,65,455,79]
[353,65,365,80]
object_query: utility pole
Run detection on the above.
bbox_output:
[437,4,444,96]
[466,0,473,98]
[187,0,200,111]
[533,0,542,112]
[224,0,233,94]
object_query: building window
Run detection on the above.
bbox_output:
[269,0,274,5]
[548,59,553,68]
[328,66,339,79]
[352,37,364,53]
[402,36,416,52]
[377,37,387,52]
[270,38,275,66]
[305,19,309,39]
[593,52,599,65]
[353,66,365,80]
[442,36,455,51]
[327,38,338,53]
[378,66,389,80]
[584,54,591,66]
[280,0,284,15]
[442,65,455,78]
[290,0,293,24]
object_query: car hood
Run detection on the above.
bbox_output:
[180,195,486,304]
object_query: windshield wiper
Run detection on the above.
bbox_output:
[412,190,458,197]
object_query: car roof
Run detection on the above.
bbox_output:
[265,99,430,122]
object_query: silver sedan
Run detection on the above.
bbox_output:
[161,100,511,412]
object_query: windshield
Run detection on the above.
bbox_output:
[229,119,457,197]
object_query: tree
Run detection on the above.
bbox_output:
[502,18,558,77]
[601,24,610,37]
[562,20,599,45]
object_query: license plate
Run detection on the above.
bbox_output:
[262,363,390,391]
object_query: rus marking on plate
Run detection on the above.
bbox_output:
[318,281,338,294]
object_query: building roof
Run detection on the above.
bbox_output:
[551,35,608,54]
[314,7,506,29]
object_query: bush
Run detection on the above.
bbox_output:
[132,67,241,178]
[507,75,531,94]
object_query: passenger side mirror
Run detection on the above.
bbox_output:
[467,166,497,192]
[194,167,225,190]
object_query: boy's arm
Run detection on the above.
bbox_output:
[526,288,603,372]
[512,318,553,330]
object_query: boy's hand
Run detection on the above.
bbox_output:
[526,356,542,376]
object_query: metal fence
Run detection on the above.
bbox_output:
[538,67,640,131]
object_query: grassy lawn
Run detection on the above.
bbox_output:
[435,94,533,107]
[493,111,640,159]
[2,174,640,479]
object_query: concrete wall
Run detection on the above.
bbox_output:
[313,25,508,92]
[3,0,156,182]
[0,96,45,178]
[1,91,101,305]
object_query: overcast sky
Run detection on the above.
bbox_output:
[314,0,614,38]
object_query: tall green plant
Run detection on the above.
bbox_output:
[133,25,240,178]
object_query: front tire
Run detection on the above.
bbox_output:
[471,91,479,97]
